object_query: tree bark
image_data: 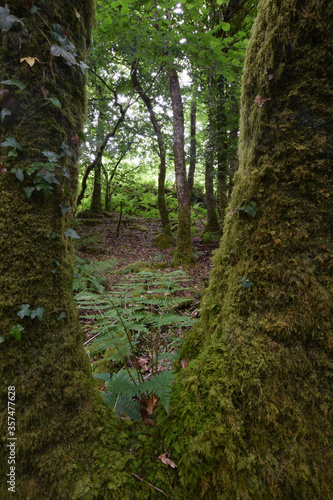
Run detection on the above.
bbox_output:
[160,1,333,497]
[187,96,196,201]
[168,68,193,265]
[0,3,119,497]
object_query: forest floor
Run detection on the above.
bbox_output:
[73,212,219,403]
[74,212,217,292]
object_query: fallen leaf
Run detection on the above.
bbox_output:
[158,453,178,468]
[0,167,8,174]
[181,359,188,369]
[71,133,80,144]
[267,74,274,80]
[143,418,155,427]
[254,95,271,107]
[20,57,40,67]
[146,394,158,415]
[137,357,149,367]
[41,86,49,98]
[0,89,9,95]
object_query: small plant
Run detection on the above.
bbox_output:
[75,266,196,419]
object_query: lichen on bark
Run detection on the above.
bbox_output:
[158,0,333,498]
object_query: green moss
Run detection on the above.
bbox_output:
[158,0,333,498]
[154,232,174,249]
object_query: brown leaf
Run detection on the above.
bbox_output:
[0,89,9,96]
[254,95,271,107]
[0,167,8,174]
[143,418,155,427]
[158,453,178,468]
[41,86,49,98]
[137,357,149,367]
[71,133,80,144]
[146,394,158,416]
[181,359,188,369]
[267,74,275,81]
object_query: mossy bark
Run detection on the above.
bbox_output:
[168,68,194,266]
[159,1,333,498]
[0,3,132,498]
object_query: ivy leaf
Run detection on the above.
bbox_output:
[0,7,24,31]
[42,150,60,162]
[1,136,23,151]
[50,44,77,66]
[30,6,40,14]
[1,78,26,90]
[17,304,31,319]
[46,97,61,108]
[9,324,24,340]
[1,108,11,123]
[239,277,254,289]
[8,149,18,157]
[11,167,24,181]
[23,186,35,198]
[60,141,70,157]
[59,203,71,215]
[57,312,66,322]
[245,201,257,218]
[64,228,80,239]
[30,307,44,321]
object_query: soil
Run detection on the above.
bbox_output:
[74,213,218,291]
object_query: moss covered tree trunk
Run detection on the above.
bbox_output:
[168,68,193,265]
[188,95,196,201]
[160,1,333,498]
[0,2,127,498]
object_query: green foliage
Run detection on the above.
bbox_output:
[75,262,196,419]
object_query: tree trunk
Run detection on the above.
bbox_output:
[160,1,333,497]
[131,63,172,241]
[168,68,193,265]
[0,3,125,498]
[90,159,103,212]
[187,96,196,201]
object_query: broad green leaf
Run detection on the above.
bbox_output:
[59,203,71,215]
[1,108,11,123]
[0,7,24,31]
[17,304,31,319]
[42,150,60,162]
[50,44,77,65]
[57,312,66,322]
[10,324,24,340]
[8,149,18,157]
[23,186,35,198]
[30,307,45,321]
[1,136,23,151]
[47,97,61,108]
[11,167,24,182]
[1,78,26,90]
[245,201,257,218]
[64,228,80,239]
[221,22,231,32]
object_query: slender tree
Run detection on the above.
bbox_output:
[168,68,193,265]
[160,0,333,497]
